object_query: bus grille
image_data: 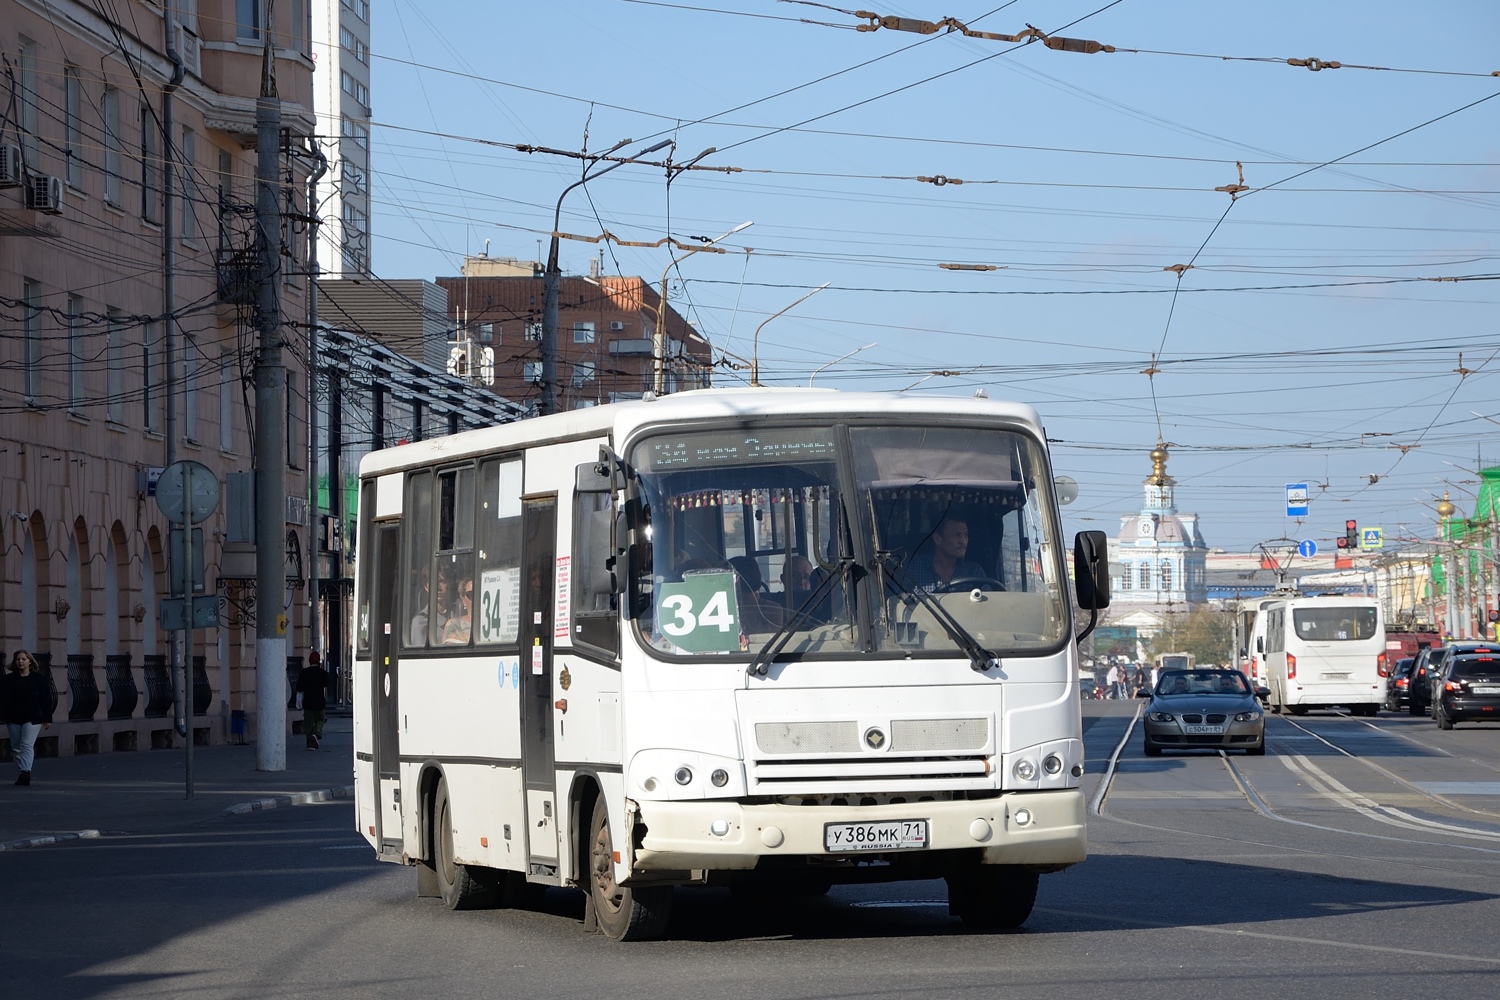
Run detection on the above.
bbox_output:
[891,718,988,752]
[754,718,989,755]
[755,721,860,755]
[750,755,991,791]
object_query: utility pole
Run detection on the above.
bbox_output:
[305,142,327,687]
[254,38,287,772]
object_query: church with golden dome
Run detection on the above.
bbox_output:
[1110,444,1209,606]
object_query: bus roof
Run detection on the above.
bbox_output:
[357,387,1045,479]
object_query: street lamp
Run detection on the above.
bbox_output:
[749,282,830,387]
[809,342,876,387]
[541,138,672,415]
[651,221,753,394]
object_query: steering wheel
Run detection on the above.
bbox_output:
[933,576,1007,593]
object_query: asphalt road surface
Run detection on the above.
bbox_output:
[9,702,1500,999]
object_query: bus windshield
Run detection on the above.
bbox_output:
[628,422,1067,660]
[1291,606,1379,642]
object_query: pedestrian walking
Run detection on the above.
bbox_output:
[298,650,329,751]
[1106,662,1121,699]
[3,650,53,785]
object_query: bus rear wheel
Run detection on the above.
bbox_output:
[947,865,1039,928]
[589,798,672,941]
[433,777,497,910]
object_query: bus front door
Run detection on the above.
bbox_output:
[520,497,560,876]
[373,523,403,853]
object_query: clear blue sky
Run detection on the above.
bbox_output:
[364,1,1500,551]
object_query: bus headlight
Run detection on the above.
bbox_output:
[710,769,729,787]
[1013,758,1037,782]
[1042,753,1064,776]
[674,767,693,786]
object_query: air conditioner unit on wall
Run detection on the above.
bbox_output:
[609,320,626,331]
[0,144,21,187]
[26,174,63,215]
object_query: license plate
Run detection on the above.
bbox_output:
[1473,685,1500,695]
[1321,673,1351,680]
[1183,725,1225,735]
[824,819,928,852]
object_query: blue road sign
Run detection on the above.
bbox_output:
[1286,483,1309,517]
[1297,539,1318,558]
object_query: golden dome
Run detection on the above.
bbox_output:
[1437,492,1456,519]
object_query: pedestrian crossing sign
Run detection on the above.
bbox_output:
[1361,527,1383,549]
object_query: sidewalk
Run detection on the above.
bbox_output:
[0,716,355,849]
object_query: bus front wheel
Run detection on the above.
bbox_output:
[589,798,672,941]
[946,864,1039,929]
[433,777,497,910]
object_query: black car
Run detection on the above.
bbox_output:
[1384,656,1415,712]
[1407,646,1446,716]
[1432,642,1500,729]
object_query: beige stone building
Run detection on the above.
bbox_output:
[1,1,318,756]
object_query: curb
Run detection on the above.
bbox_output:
[0,829,101,852]
[216,784,355,817]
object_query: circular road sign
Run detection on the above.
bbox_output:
[155,460,221,525]
[1297,539,1318,559]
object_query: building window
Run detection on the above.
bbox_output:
[141,103,161,223]
[18,36,38,168]
[107,308,125,423]
[1119,568,1131,592]
[22,279,42,402]
[341,159,365,193]
[143,322,160,432]
[103,88,122,206]
[572,361,595,386]
[523,361,542,383]
[525,321,543,342]
[237,0,260,39]
[67,295,85,412]
[180,127,198,244]
[1137,564,1150,590]
[65,66,84,187]
[342,0,369,22]
[477,322,495,344]
[184,335,199,442]
[573,321,595,344]
[340,117,368,150]
[1160,561,1173,593]
[220,350,235,452]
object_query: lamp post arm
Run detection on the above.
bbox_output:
[750,282,830,386]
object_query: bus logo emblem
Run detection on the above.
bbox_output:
[864,727,887,750]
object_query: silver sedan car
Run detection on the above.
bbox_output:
[1141,669,1266,756]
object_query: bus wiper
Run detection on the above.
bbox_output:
[747,558,854,677]
[878,554,1000,674]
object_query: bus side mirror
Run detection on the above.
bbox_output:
[1073,530,1110,610]
[575,461,612,493]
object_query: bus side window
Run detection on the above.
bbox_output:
[573,486,619,660]
[475,458,523,647]
[404,471,434,648]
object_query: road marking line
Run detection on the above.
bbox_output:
[1035,906,1500,966]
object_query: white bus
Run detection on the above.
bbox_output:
[1260,595,1385,716]
[352,388,1109,939]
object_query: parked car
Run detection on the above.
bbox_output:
[1141,668,1267,756]
[1432,642,1500,729]
[1080,677,1101,699]
[1408,646,1446,717]
[1384,656,1415,712]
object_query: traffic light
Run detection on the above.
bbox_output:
[1345,519,1359,549]
[1336,535,1349,549]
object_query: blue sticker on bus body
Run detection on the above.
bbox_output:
[510,661,520,688]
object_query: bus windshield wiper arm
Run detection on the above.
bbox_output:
[878,554,1000,674]
[748,558,853,677]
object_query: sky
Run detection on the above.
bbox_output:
[360,0,1500,552]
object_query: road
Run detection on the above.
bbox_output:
[8,703,1500,999]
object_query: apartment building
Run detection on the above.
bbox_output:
[435,256,714,413]
[310,0,371,277]
[0,0,319,755]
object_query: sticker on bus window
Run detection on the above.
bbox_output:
[479,567,521,645]
[655,571,742,654]
[555,556,572,641]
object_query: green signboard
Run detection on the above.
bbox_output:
[655,570,743,653]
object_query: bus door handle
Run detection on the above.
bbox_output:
[554,698,568,713]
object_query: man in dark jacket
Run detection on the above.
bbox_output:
[297,651,329,750]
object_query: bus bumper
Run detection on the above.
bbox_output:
[630,789,1086,873]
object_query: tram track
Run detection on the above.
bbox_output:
[1088,705,1500,884]
[1273,712,1500,820]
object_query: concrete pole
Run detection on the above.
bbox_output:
[161,12,187,790]
[254,55,287,772]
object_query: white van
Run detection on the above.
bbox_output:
[1261,595,1385,716]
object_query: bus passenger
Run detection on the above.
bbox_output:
[443,578,474,645]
